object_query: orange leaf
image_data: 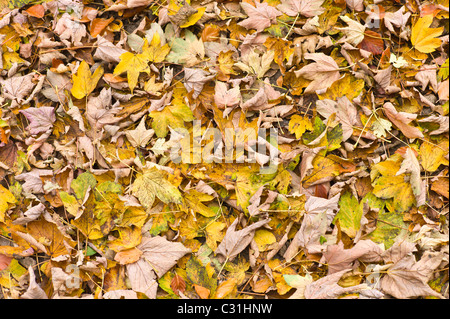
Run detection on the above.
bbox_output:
[193,284,210,299]
[358,30,384,55]
[215,278,237,299]
[201,24,220,42]
[114,247,143,265]
[90,17,114,38]
[25,4,45,19]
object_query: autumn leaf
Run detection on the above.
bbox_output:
[215,218,270,261]
[411,15,443,53]
[238,2,282,32]
[71,60,104,99]
[295,53,340,94]
[288,115,313,139]
[132,167,183,211]
[277,0,325,18]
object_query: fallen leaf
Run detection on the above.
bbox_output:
[132,167,183,212]
[295,53,340,94]
[215,218,270,261]
[277,0,325,18]
[71,60,104,99]
[383,102,424,139]
[411,15,443,53]
[238,2,282,32]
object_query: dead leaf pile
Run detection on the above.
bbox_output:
[0,0,448,299]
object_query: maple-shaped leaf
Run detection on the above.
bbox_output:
[166,30,205,67]
[0,184,15,223]
[142,33,171,63]
[238,2,282,32]
[113,42,151,93]
[295,53,340,94]
[71,60,104,99]
[277,0,325,18]
[338,16,365,46]
[125,116,154,148]
[371,154,416,213]
[149,100,194,138]
[288,115,313,139]
[132,167,183,212]
[380,251,445,299]
[215,218,270,261]
[20,106,56,135]
[411,15,443,53]
[321,240,383,274]
[214,81,241,109]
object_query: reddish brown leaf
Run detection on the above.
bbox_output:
[358,30,384,55]
[170,274,186,296]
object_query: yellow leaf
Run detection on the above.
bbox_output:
[114,44,151,93]
[180,7,206,28]
[420,139,449,172]
[254,229,276,252]
[0,185,15,223]
[143,33,171,63]
[205,221,226,251]
[71,60,104,99]
[411,15,443,53]
[302,150,356,188]
[132,167,183,212]
[288,115,313,139]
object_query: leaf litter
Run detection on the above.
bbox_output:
[0,0,448,300]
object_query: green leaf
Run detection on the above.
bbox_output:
[71,172,97,200]
[333,191,363,238]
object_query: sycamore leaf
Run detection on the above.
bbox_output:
[304,269,368,299]
[215,218,270,261]
[277,0,325,18]
[114,44,151,93]
[142,33,171,63]
[338,16,365,46]
[333,191,364,238]
[380,252,445,299]
[411,15,443,53]
[419,139,449,172]
[166,30,205,67]
[238,2,282,32]
[71,61,104,99]
[132,167,183,211]
[0,185,15,223]
[288,115,313,139]
[125,116,154,148]
[214,82,241,109]
[19,107,56,135]
[135,236,191,278]
[295,53,340,94]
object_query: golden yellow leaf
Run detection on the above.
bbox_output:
[420,139,449,172]
[288,115,313,139]
[71,60,104,99]
[411,15,443,53]
[0,185,15,223]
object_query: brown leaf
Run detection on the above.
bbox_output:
[170,273,186,296]
[383,102,424,139]
[295,53,340,94]
[215,218,270,261]
[358,30,384,55]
